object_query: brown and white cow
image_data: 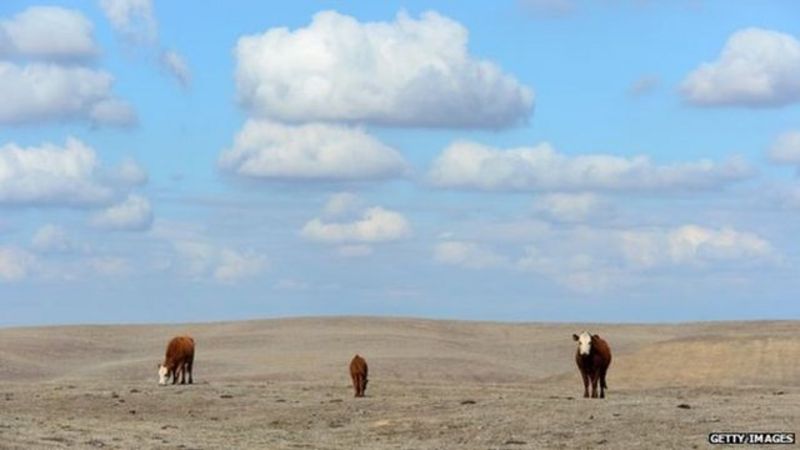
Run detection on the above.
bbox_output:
[573,332,611,398]
[158,336,195,385]
[349,354,368,398]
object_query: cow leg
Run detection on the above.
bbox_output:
[352,375,359,397]
[590,375,598,398]
[599,368,607,398]
[581,372,590,398]
[171,367,178,385]
[187,360,193,384]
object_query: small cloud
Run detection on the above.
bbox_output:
[160,49,190,87]
[219,120,408,182]
[532,192,609,222]
[0,246,36,282]
[434,241,508,269]
[767,131,800,166]
[302,204,411,244]
[627,75,660,97]
[31,224,77,253]
[90,194,153,231]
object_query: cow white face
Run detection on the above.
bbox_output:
[158,365,169,385]
[574,332,592,355]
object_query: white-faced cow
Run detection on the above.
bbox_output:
[573,332,611,398]
[158,336,195,385]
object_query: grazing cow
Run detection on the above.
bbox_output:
[158,336,195,385]
[573,332,612,398]
[349,354,368,398]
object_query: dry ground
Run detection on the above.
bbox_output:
[0,317,798,449]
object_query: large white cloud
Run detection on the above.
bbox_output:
[0,137,146,207]
[219,120,408,181]
[0,62,136,126]
[0,138,113,206]
[235,10,533,128]
[0,6,97,60]
[681,28,800,107]
[90,194,153,231]
[429,141,751,192]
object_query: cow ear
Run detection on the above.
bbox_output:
[593,334,600,339]
[572,334,579,341]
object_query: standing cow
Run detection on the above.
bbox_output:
[158,336,195,385]
[349,354,368,398]
[573,332,611,398]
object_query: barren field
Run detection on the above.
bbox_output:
[0,317,797,449]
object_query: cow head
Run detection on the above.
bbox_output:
[158,364,169,385]
[573,332,592,356]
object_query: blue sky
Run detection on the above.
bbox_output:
[1,0,800,326]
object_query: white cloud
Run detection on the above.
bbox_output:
[219,120,408,181]
[31,224,76,253]
[621,225,776,268]
[681,28,800,107]
[323,192,363,218]
[302,197,411,244]
[767,131,800,165]
[160,49,190,87]
[235,10,533,128]
[88,256,131,276]
[111,158,148,186]
[98,0,157,45]
[99,0,191,87]
[429,141,751,192]
[90,194,153,231]
[0,246,36,281]
[172,240,267,283]
[0,137,116,206]
[0,6,97,60]
[532,192,607,222]
[434,241,508,269]
[0,62,136,126]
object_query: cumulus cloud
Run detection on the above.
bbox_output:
[429,141,752,192]
[0,137,117,206]
[681,28,800,107]
[99,0,191,87]
[767,131,800,166]
[90,194,153,231]
[434,241,508,269]
[219,120,408,181]
[0,246,36,281]
[0,62,136,126]
[302,195,411,244]
[111,158,148,186]
[0,6,97,60]
[235,10,533,128]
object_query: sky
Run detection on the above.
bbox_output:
[1,0,800,326]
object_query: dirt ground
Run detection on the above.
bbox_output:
[0,317,797,449]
